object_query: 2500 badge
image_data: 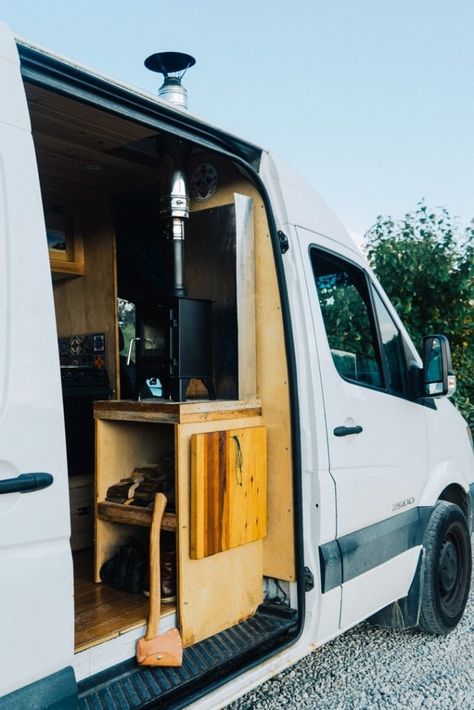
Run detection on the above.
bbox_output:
[392,497,415,513]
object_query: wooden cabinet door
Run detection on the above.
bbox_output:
[191,426,267,559]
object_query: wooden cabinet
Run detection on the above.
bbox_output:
[94,398,266,647]
[93,416,175,582]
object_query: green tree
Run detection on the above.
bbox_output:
[117,298,136,357]
[365,201,474,430]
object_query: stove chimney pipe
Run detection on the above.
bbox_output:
[160,156,189,298]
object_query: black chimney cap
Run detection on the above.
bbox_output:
[144,52,196,77]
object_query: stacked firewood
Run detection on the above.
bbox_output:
[105,453,175,511]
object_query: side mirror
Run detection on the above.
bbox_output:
[422,334,456,398]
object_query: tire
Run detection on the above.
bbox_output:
[419,501,472,635]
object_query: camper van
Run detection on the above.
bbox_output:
[0,20,472,710]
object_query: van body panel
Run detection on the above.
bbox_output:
[0,21,18,62]
[263,153,358,257]
[424,398,474,489]
[419,458,472,508]
[0,23,32,134]
[312,586,342,645]
[0,27,73,696]
[339,546,421,629]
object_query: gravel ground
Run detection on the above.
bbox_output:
[227,547,474,709]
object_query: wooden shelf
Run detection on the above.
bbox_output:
[97,501,176,531]
[93,398,262,425]
[50,258,85,277]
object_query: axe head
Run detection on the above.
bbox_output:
[136,627,183,667]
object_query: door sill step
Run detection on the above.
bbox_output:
[78,604,297,709]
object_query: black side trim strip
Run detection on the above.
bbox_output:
[469,483,474,530]
[319,506,433,593]
[318,540,342,592]
[0,667,77,709]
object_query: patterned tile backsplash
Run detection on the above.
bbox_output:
[59,332,107,368]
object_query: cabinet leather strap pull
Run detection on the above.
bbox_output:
[232,435,243,486]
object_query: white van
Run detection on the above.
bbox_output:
[0,21,472,710]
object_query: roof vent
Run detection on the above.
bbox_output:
[144,51,196,110]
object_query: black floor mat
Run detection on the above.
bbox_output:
[78,605,297,709]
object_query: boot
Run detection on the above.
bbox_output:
[143,537,176,604]
[160,548,177,604]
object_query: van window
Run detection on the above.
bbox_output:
[371,288,407,395]
[310,248,383,388]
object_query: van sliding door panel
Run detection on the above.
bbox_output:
[0,32,73,698]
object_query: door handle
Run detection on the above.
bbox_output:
[333,425,363,437]
[0,473,54,494]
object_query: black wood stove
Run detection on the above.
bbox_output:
[136,296,214,401]
[134,141,215,402]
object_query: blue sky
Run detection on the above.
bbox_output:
[1,0,473,240]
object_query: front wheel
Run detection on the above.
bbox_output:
[419,501,472,635]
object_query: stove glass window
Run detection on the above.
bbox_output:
[143,322,166,358]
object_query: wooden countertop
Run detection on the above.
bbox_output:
[93,398,262,424]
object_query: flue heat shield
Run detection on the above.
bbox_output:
[160,152,189,298]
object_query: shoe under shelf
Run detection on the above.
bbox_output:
[73,549,176,653]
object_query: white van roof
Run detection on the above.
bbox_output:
[15,33,264,168]
[16,30,360,258]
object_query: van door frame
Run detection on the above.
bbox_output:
[16,37,307,695]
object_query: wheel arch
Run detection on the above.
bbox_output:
[437,483,471,531]
[418,500,472,634]
[418,460,471,528]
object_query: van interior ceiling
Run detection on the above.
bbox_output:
[25,81,298,668]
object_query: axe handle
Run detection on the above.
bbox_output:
[146,492,168,641]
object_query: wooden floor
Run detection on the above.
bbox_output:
[74,549,176,653]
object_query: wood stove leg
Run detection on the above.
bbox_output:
[170,379,190,402]
[201,378,216,400]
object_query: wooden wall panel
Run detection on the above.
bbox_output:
[188,155,295,582]
[53,199,119,395]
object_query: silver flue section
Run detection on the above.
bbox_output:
[160,156,189,297]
